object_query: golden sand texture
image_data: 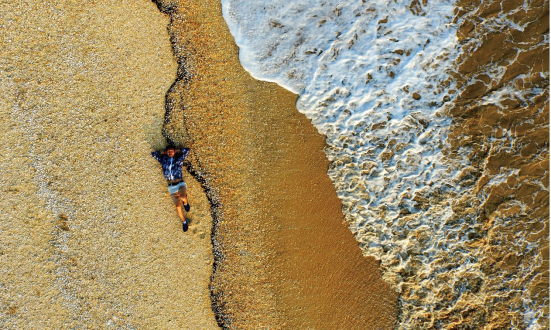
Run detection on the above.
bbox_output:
[0,1,217,328]
[154,0,398,328]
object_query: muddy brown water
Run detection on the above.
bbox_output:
[439,0,549,328]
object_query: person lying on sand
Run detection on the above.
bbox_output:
[151,145,191,232]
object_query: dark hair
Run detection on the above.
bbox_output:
[165,145,176,151]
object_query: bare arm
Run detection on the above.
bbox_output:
[160,149,181,155]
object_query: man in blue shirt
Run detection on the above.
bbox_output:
[151,145,191,231]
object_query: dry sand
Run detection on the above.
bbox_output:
[0,0,217,328]
[155,0,398,328]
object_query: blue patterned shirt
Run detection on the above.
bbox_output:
[151,148,190,181]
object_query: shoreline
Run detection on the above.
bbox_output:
[154,0,398,328]
[2,0,544,328]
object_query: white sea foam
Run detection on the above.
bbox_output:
[221,0,547,327]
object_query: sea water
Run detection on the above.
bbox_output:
[221,0,547,328]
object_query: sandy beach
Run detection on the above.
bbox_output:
[0,1,217,328]
[2,0,547,328]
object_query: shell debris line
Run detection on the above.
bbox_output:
[0,0,217,329]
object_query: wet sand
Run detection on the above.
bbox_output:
[0,1,217,328]
[154,0,398,328]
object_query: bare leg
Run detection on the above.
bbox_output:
[181,193,188,205]
[178,186,189,207]
[179,191,190,212]
[175,202,185,223]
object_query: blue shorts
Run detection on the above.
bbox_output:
[168,181,187,194]
[168,181,187,204]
